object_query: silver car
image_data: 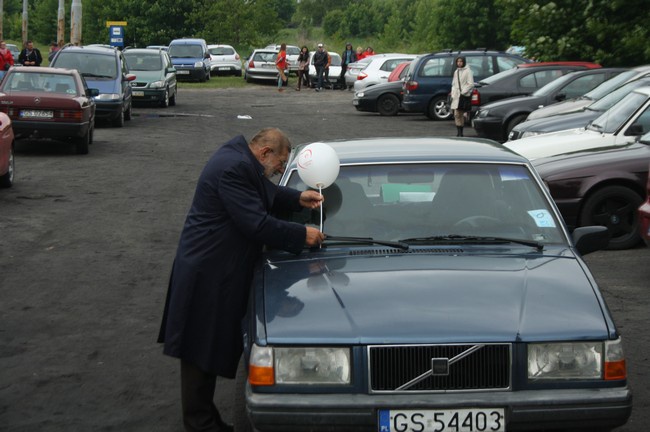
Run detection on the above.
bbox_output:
[244,49,284,83]
[352,53,418,92]
[345,57,373,87]
[265,44,300,74]
[208,44,242,77]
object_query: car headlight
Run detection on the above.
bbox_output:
[356,91,365,98]
[149,80,165,89]
[247,344,351,386]
[528,341,603,380]
[477,109,489,118]
[520,131,541,139]
[194,61,204,68]
[94,93,121,101]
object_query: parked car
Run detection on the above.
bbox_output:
[402,49,530,120]
[207,44,242,76]
[473,68,626,142]
[352,53,417,92]
[387,61,411,82]
[0,112,15,187]
[505,86,650,160]
[50,45,134,128]
[308,51,344,89]
[639,156,650,247]
[470,62,603,116]
[353,80,404,116]
[0,66,98,154]
[244,49,284,83]
[533,140,649,250]
[344,56,373,87]
[6,43,19,62]
[167,38,211,82]
[509,76,650,141]
[526,65,650,121]
[124,48,177,108]
[234,137,631,432]
[265,44,300,75]
[146,45,168,52]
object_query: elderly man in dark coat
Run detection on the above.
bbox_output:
[158,128,324,432]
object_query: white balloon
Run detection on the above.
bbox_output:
[297,143,340,189]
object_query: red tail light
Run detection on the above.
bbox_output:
[58,110,83,121]
[357,72,367,81]
[404,81,418,92]
[248,59,254,68]
[471,88,480,106]
[235,54,240,60]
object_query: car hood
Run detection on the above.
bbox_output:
[482,95,542,112]
[83,77,119,94]
[512,110,599,135]
[527,98,592,120]
[261,252,608,345]
[129,70,164,83]
[504,127,616,160]
[359,80,403,94]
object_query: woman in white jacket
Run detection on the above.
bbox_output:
[450,56,474,137]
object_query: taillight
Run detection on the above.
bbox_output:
[58,110,83,121]
[235,54,240,60]
[471,88,480,106]
[357,72,367,80]
[404,81,418,92]
[248,59,254,68]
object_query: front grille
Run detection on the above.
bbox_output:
[369,344,511,393]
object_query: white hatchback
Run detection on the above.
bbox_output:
[352,53,418,92]
[265,44,300,74]
[207,44,242,76]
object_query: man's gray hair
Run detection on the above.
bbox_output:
[250,127,291,152]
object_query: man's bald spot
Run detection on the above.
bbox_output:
[250,127,291,153]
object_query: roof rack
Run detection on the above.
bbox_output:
[475,47,488,52]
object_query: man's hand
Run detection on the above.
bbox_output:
[305,226,325,247]
[299,190,323,209]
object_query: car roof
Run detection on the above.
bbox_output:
[518,61,601,69]
[169,38,206,45]
[124,48,165,54]
[289,138,528,167]
[58,45,119,56]
[208,44,235,48]
[11,66,79,76]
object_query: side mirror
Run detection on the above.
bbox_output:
[555,93,566,102]
[124,73,136,82]
[625,124,644,136]
[167,67,176,74]
[572,226,609,255]
[87,88,99,97]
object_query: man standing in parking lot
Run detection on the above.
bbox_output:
[18,41,42,67]
[341,43,357,91]
[158,128,325,432]
[313,43,328,92]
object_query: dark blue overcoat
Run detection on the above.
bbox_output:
[157,135,306,377]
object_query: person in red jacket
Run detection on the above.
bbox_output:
[275,43,288,92]
[0,40,15,79]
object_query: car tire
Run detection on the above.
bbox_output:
[579,185,643,250]
[206,70,210,81]
[169,89,177,106]
[74,129,90,155]
[160,88,169,108]
[427,96,452,121]
[377,94,400,116]
[505,114,527,142]
[124,102,132,121]
[0,144,15,188]
[113,108,124,127]
[245,73,251,83]
[233,356,255,432]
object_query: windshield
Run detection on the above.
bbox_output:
[168,44,203,58]
[531,72,574,97]
[3,72,77,93]
[124,53,162,71]
[53,52,117,79]
[583,70,636,100]
[589,78,650,112]
[283,163,565,246]
[589,91,648,133]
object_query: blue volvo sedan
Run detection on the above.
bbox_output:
[234,138,632,432]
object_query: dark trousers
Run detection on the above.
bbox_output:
[316,65,324,89]
[181,360,229,432]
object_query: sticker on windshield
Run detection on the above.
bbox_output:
[528,209,556,228]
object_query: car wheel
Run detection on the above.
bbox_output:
[169,89,177,106]
[505,114,527,142]
[160,88,169,108]
[0,144,15,188]
[74,130,90,155]
[206,70,210,81]
[88,122,94,145]
[233,356,255,432]
[377,94,400,116]
[579,185,643,250]
[427,96,452,121]
[124,102,132,121]
[245,73,251,83]
[113,108,124,127]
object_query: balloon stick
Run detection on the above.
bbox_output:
[319,184,323,232]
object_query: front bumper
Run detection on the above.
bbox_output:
[246,385,632,431]
[94,100,123,121]
[131,88,167,104]
[175,68,206,81]
[472,117,506,141]
[352,96,376,113]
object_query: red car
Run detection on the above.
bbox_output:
[0,111,15,187]
[0,66,98,154]
[639,161,650,247]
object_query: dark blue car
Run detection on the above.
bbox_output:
[234,138,631,432]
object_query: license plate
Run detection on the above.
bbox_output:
[218,66,231,71]
[20,110,53,119]
[132,91,144,97]
[177,70,190,75]
[352,100,359,105]
[378,408,505,432]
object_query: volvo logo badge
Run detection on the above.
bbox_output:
[431,357,450,376]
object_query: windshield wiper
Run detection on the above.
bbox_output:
[81,73,112,78]
[399,235,544,251]
[323,235,409,250]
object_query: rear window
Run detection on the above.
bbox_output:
[254,52,277,62]
[420,57,453,78]
[209,47,234,56]
[519,69,564,89]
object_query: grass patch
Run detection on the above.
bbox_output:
[177,75,250,89]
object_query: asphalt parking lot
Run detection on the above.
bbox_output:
[0,84,648,431]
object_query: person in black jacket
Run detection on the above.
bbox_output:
[295,45,310,90]
[158,128,324,432]
[340,43,357,91]
[18,41,42,67]
[312,43,328,92]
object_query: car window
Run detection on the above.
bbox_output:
[421,57,453,77]
[254,52,276,62]
[584,69,636,100]
[168,44,204,58]
[627,106,650,136]
[210,47,234,56]
[125,53,162,71]
[53,52,118,79]
[380,58,410,72]
[284,163,564,244]
[560,74,607,99]
[590,91,648,134]
[286,47,301,55]
[4,72,77,94]
[328,54,342,66]
[465,55,494,77]
[519,69,564,89]
[496,56,525,71]
[590,79,650,111]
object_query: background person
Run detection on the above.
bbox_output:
[313,43,328,92]
[157,128,324,432]
[356,46,365,60]
[0,41,15,79]
[340,43,357,91]
[275,43,288,92]
[450,56,474,137]
[18,40,42,66]
[296,46,310,91]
